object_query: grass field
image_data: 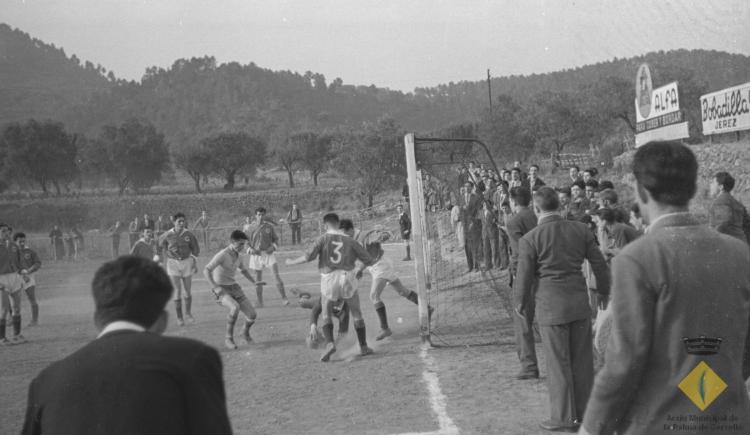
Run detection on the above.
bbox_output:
[0,244,555,435]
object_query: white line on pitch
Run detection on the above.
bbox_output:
[392,344,460,435]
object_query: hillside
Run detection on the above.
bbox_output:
[0,23,115,124]
[2,22,750,150]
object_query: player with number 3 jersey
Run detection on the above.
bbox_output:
[286,213,375,362]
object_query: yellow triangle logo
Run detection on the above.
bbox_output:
[678,361,728,411]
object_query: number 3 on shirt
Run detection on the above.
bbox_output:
[330,241,343,264]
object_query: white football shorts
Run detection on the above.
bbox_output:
[0,273,23,294]
[248,252,277,271]
[320,269,358,301]
[166,258,194,278]
[21,274,36,290]
[367,258,397,283]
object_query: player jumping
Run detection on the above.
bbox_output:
[286,213,376,362]
[0,223,26,344]
[14,232,42,327]
[246,207,288,307]
[157,212,200,326]
[204,230,265,350]
[339,220,431,340]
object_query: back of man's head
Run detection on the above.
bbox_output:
[632,140,697,207]
[510,186,532,207]
[715,171,735,193]
[339,219,354,232]
[230,230,248,241]
[599,188,618,206]
[92,256,173,330]
[534,186,560,212]
[323,213,340,228]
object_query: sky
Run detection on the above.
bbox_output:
[2,0,749,92]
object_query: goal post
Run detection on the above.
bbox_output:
[404,133,432,344]
[404,133,517,347]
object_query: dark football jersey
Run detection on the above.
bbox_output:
[306,232,375,273]
[158,229,199,260]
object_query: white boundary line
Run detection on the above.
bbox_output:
[393,344,460,435]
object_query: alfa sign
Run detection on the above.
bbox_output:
[700,82,750,135]
[634,64,689,147]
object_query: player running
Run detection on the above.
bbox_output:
[204,230,265,350]
[290,288,350,349]
[130,227,157,260]
[245,207,288,307]
[0,223,26,344]
[157,212,200,326]
[286,213,376,362]
[13,233,42,327]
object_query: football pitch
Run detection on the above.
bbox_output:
[0,245,553,434]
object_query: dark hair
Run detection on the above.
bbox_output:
[529,164,540,171]
[630,203,640,215]
[92,256,173,329]
[570,165,580,171]
[585,179,599,190]
[557,187,571,197]
[255,207,266,214]
[572,180,586,190]
[339,219,354,231]
[511,167,521,174]
[715,172,735,193]
[230,230,248,241]
[510,186,532,207]
[632,140,697,207]
[534,186,560,212]
[323,213,340,226]
[172,212,186,221]
[584,167,599,177]
[598,180,615,191]
[599,188,618,205]
[596,207,617,224]
[13,232,26,241]
[501,201,510,208]
[0,223,9,230]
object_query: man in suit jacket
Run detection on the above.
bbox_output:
[461,181,482,272]
[22,256,233,435]
[709,171,750,244]
[507,187,539,380]
[515,186,610,432]
[522,164,546,192]
[580,141,750,435]
[479,199,499,270]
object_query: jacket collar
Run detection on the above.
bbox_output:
[538,213,563,225]
[645,212,698,234]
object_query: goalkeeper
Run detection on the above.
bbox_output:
[290,288,349,348]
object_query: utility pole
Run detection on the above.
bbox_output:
[487,69,492,116]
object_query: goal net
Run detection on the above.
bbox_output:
[404,133,516,347]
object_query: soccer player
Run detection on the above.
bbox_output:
[157,212,200,326]
[204,230,264,350]
[397,204,412,261]
[350,231,432,341]
[246,207,288,307]
[290,288,349,349]
[286,213,376,362]
[13,232,41,327]
[130,227,157,260]
[0,223,26,344]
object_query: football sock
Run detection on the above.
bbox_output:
[406,291,419,305]
[256,287,264,306]
[374,302,389,330]
[354,320,368,348]
[226,313,237,338]
[0,321,5,340]
[184,296,192,316]
[12,315,21,336]
[175,299,183,320]
[277,282,286,299]
[322,322,334,344]
[406,245,411,258]
[31,303,39,323]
